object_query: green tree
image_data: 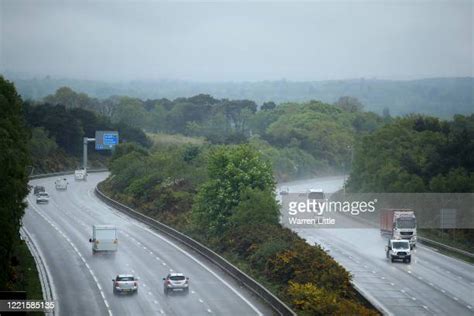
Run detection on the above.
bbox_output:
[229,187,279,227]
[192,145,275,236]
[0,76,30,290]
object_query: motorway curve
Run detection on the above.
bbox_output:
[24,172,272,316]
[280,176,474,316]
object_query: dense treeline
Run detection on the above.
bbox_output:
[42,87,386,180]
[23,102,151,173]
[13,76,474,118]
[0,77,30,290]
[347,114,474,192]
[102,142,376,315]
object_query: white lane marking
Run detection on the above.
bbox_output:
[411,297,416,301]
[467,305,472,310]
[207,309,212,313]
[199,299,204,303]
[191,290,196,294]
[423,306,428,310]
[28,200,113,316]
[453,297,459,301]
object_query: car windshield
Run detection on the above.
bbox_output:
[396,218,416,229]
[392,241,409,249]
[39,193,48,197]
[169,275,185,281]
[117,276,134,281]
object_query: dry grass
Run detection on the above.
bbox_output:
[147,133,206,146]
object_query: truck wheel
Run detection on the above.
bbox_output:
[391,257,395,263]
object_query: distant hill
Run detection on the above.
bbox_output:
[8,76,474,118]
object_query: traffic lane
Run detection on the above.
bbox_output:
[36,174,269,316]
[32,180,228,316]
[69,174,269,316]
[23,201,109,316]
[45,193,231,316]
[33,194,169,316]
[298,228,474,315]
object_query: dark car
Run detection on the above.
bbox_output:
[34,185,46,195]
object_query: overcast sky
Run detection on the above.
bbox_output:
[1,0,472,81]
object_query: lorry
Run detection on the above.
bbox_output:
[380,209,417,248]
[385,238,412,263]
[89,225,118,254]
[74,169,87,181]
[55,177,68,190]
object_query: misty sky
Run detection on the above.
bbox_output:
[1,0,472,81]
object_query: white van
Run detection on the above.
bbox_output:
[89,225,118,254]
[55,178,68,190]
[75,169,87,181]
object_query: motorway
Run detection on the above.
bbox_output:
[23,172,273,316]
[279,176,474,316]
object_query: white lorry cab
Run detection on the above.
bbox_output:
[75,169,87,181]
[89,225,118,254]
[55,178,68,190]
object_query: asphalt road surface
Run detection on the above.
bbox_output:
[279,176,474,316]
[24,172,273,316]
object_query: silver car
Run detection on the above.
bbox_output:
[36,192,50,204]
[163,273,189,295]
[112,274,138,294]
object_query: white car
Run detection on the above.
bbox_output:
[163,273,189,295]
[36,192,50,204]
[112,274,138,294]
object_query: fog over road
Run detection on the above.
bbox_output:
[279,176,474,316]
[24,172,272,316]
